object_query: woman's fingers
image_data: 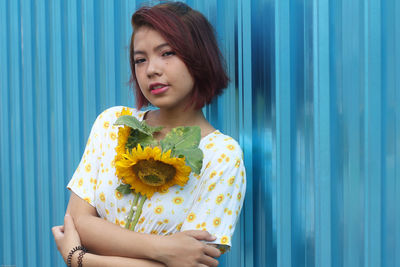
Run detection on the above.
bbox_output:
[51,225,64,239]
[182,230,217,242]
[199,255,219,267]
[204,244,221,258]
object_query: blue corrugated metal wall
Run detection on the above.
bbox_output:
[0,0,399,266]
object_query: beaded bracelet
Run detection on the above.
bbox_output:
[67,245,87,267]
[77,250,86,267]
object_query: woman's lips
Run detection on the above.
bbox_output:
[150,86,169,95]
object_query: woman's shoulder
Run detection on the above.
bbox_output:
[201,130,243,160]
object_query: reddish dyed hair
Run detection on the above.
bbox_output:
[129,2,229,109]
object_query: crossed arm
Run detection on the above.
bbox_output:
[52,192,221,267]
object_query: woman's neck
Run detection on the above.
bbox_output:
[144,107,215,139]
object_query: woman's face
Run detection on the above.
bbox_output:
[133,26,195,110]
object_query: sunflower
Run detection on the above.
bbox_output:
[115,144,191,199]
[114,108,133,161]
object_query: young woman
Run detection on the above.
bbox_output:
[52,2,246,267]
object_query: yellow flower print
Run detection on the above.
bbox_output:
[205,143,215,149]
[105,209,110,215]
[205,162,211,169]
[115,219,120,225]
[121,207,126,213]
[85,164,91,172]
[196,223,201,229]
[103,121,110,128]
[110,132,117,140]
[164,219,169,223]
[201,222,206,227]
[225,157,230,162]
[99,192,106,202]
[213,217,221,227]
[138,217,145,224]
[220,236,229,245]
[151,230,158,235]
[208,183,216,192]
[227,144,235,150]
[216,194,224,205]
[78,178,84,187]
[176,223,183,231]
[157,221,163,226]
[115,190,123,200]
[83,197,91,204]
[120,220,126,227]
[218,158,223,163]
[237,192,242,201]
[221,153,226,158]
[117,208,121,213]
[108,180,112,185]
[235,159,241,168]
[154,206,164,215]
[228,210,233,215]
[210,171,217,179]
[162,229,167,234]
[187,212,196,222]
[173,197,184,205]
[228,176,235,186]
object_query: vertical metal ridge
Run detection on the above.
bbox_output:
[313,0,332,266]
[21,0,38,265]
[275,0,292,266]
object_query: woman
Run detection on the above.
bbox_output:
[52,2,246,267]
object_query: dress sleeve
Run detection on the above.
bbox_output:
[67,109,108,207]
[180,138,246,253]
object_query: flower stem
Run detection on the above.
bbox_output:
[125,193,140,229]
[129,194,147,231]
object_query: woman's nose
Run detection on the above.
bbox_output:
[146,58,162,78]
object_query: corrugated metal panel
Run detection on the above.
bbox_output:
[0,0,399,266]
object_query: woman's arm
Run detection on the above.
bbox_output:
[52,214,166,267]
[67,192,220,267]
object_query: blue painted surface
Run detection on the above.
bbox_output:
[0,0,399,266]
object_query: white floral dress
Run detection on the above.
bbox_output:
[67,106,246,252]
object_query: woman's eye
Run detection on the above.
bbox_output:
[162,51,176,57]
[134,58,145,64]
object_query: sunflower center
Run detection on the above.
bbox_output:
[132,159,176,186]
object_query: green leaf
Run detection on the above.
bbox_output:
[126,130,158,151]
[114,115,148,135]
[160,126,201,152]
[114,115,163,136]
[141,122,163,135]
[174,148,204,174]
[117,184,132,195]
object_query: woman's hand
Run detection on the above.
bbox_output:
[157,230,221,267]
[52,214,82,263]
